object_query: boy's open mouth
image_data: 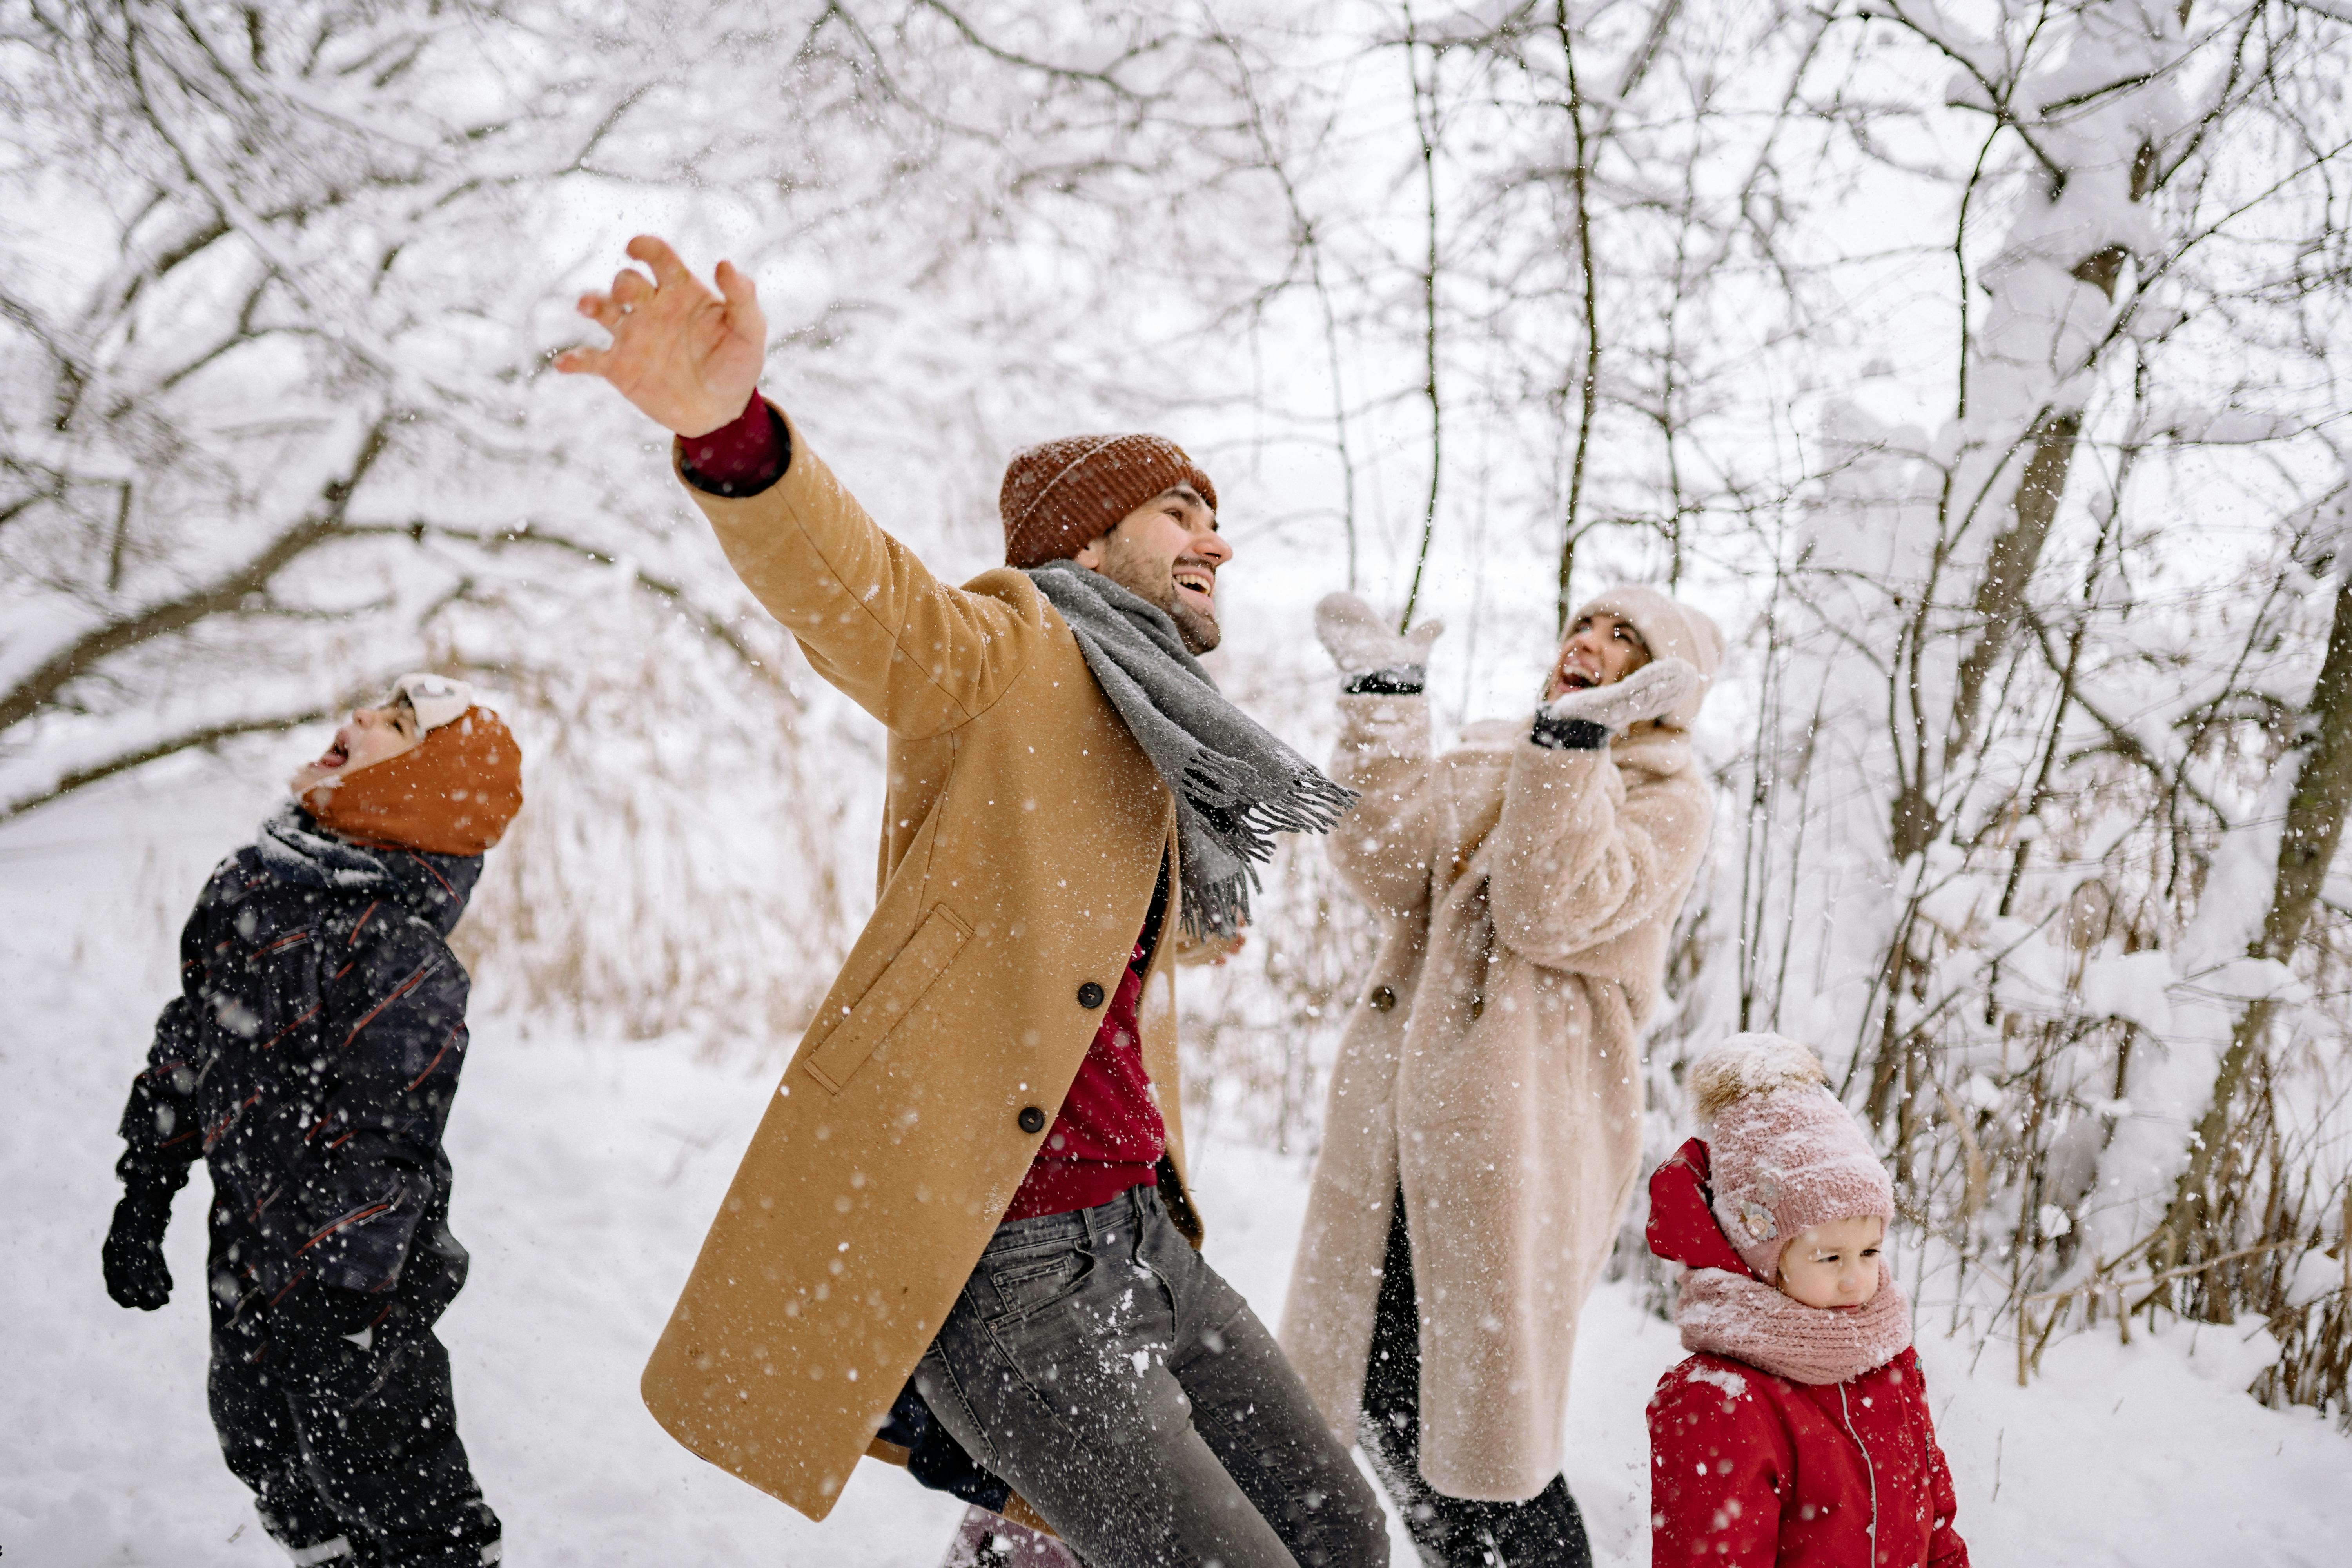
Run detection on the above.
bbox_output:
[314,733,351,770]
[1557,668,1598,691]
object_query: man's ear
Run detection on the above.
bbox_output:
[1071,527,1115,570]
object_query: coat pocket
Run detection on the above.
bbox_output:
[801,904,973,1094]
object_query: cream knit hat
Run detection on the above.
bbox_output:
[1568,585,1724,728]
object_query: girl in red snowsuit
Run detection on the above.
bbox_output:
[1645,1034,1969,1568]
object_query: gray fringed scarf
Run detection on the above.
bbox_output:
[1025,561,1357,939]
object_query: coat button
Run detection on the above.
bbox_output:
[1076,981,1106,1009]
[1469,995,1485,1020]
[1369,985,1396,1012]
[1018,1106,1047,1134]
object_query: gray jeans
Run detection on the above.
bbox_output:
[915,1185,1388,1568]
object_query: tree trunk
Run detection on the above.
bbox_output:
[1945,405,2087,760]
[2156,568,2352,1275]
[1398,8,1443,632]
[1552,0,1602,633]
[1915,241,2132,856]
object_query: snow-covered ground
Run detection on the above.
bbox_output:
[6,769,2350,1566]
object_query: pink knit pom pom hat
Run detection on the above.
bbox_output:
[1690,1032,1895,1280]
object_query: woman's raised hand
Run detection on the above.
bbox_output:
[1315,592,1445,681]
[554,236,766,437]
[1539,656,1700,732]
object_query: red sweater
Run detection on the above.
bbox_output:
[1000,934,1166,1218]
[681,394,1168,1221]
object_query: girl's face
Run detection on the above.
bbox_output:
[1544,611,1650,700]
[1776,1214,1886,1309]
[289,697,422,800]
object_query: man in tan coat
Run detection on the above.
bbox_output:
[555,237,1385,1568]
[1280,586,1720,1567]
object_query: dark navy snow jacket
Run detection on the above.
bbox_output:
[118,807,484,1297]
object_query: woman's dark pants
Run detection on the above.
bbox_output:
[1361,1190,1591,1568]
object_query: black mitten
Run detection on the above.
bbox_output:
[102,1157,187,1311]
[881,1379,1014,1513]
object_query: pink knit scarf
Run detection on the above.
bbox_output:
[1673,1268,1913,1385]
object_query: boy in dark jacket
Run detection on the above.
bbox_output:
[103,675,523,1568]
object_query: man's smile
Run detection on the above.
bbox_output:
[1173,559,1217,614]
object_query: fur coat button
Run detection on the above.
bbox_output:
[1469,995,1485,1020]
[1369,985,1396,1012]
[1076,981,1106,1009]
[1018,1106,1047,1134]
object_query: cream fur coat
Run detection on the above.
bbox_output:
[1279,692,1713,1501]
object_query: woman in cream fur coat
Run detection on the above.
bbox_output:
[1280,585,1721,1567]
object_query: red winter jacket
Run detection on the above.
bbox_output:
[1646,1140,1969,1568]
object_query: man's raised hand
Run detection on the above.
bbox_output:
[554,236,766,437]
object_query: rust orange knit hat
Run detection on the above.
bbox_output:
[1000,434,1218,568]
[309,705,524,857]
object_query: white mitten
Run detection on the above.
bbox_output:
[1537,656,1700,735]
[1315,592,1445,682]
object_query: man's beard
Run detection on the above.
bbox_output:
[1095,535,1221,655]
[1165,595,1221,655]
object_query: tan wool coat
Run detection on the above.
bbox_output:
[639,409,1198,1521]
[1279,693,1713,1502]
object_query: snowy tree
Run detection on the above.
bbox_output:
[2,0,1299,1038]
[1715,0,2352,1408]
[7,0,2351,1418]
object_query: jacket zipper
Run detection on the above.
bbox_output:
[1838,1383,1878,1563]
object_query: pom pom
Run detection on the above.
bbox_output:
[1689,1032,1828,1123]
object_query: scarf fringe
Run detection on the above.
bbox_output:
[1180,875,1252,943]
[1180,757,1358,857]
[1027,562,1358,939]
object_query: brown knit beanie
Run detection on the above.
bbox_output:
[308,706,524,857]
[1000,434,1218,568]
